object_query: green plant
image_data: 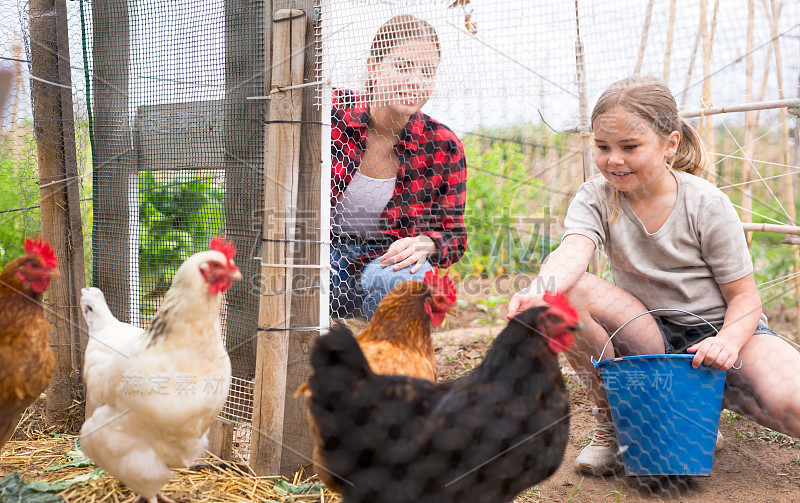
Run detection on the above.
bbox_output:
[138,170,224,318]
[0,125,40,267]
[722,410,741,424]
[475,295,508,330]
[564,477,583,503]
[454,129,550,278]
[605,484,625,502]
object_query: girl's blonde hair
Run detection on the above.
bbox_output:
[591,76,710,221]
[366,15,440,99]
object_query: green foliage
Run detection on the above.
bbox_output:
[0,127,41,267]
[455,130,553,277]
[43,437,95,471]
[475,295,508,330]
[0,472,62,503]
[138,171,224,316]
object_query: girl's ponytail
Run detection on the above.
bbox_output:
[673,116,710,179]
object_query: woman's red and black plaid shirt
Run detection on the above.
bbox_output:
[330,88,468,268]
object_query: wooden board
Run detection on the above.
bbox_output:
[135,100,227,171]
[249,8,307,477]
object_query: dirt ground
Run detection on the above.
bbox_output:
[430,280,800,503]
[2,280,798,502]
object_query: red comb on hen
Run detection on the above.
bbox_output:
[424,268,457,306]
[24,236,58,269]
[542,291,579,323]
[209,235,236,266]
[541,291,579,353]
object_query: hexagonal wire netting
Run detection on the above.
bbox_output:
[2,0,799,491]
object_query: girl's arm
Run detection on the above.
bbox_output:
[687,273,762,370]
[507,234,596,318]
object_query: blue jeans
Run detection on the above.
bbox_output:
[330,242,433,319]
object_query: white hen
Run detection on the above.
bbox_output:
[80,237,241,503]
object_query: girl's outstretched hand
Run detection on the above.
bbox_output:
[687,336,741,371]
[507,288,548,320]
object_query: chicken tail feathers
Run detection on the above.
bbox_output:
[80,287,117,332]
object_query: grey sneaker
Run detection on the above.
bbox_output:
[574,421,623,475]
[715,430,724,452]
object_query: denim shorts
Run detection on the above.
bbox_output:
[654,316,780,354]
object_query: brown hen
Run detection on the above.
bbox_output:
[0,237,59,450]
[355,268,456,382]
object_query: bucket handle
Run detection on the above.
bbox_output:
[591,308,742,370]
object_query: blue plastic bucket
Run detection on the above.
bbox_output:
[595,354,726,476]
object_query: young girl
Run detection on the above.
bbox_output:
[330,15,467,319]
[508,76,800,475]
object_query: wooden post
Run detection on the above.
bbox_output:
[91,0,131,322]
[249,8,306,476]
[282,0,322,476]
[207,418,235,461]
[29,0,88,428]
[741,0,756,245]
[224,0,266,380]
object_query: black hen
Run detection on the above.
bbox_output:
[307,295,580,503]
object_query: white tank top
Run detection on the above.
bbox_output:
[333,171,396,239]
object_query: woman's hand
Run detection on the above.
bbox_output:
[380,235,436,273]
[687,335,742,371]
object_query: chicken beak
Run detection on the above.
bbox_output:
[228,266,243,281]
[571,322,584,332]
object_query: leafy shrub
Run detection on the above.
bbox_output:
[138,170,224,316]
[0,126,40,267]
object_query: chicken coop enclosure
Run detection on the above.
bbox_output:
[2,0,800,492]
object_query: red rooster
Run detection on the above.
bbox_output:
[0,237,59,450]
[307,292,580,502]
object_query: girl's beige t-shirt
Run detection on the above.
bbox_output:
[563,169,754,326]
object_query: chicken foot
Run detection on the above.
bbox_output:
[133,494,179,503]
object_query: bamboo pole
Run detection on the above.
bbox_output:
[741,0,756,245]
[574,0,598,274]
[681,98,799,118]
[574,0,592,181]
[663,0,677,82]
[753,0,778,125]
[634,0,655,76]
[680,20,702,109]
[249,8,306,477]
[742,223,800,237]
[699,0,716,182]
[29,0,88,428]
[10,40,22,127]
[766,0,800,331]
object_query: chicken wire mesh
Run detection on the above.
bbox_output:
[0,0,798,490]
[83,0,263,382]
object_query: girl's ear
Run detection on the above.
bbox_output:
[665,130,680,158]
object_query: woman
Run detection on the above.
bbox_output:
[330,15,467,319]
